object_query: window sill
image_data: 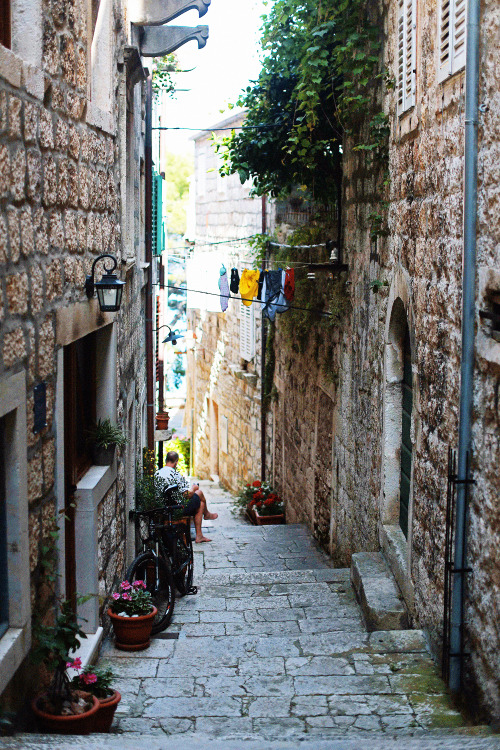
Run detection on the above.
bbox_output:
[0,623,31,694]
[76,463,116,512]
[396,108,419,139]
[87,101,115,135]
[0,45,44,99]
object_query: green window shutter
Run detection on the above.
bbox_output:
[152,173,163,256]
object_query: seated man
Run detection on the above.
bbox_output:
[156,451,218,543]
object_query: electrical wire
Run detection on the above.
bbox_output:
[164,284,333,317]
[165,235,331,253]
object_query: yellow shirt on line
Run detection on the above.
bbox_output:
[239,269,260,306]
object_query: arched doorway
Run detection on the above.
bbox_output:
[399,322,412,538]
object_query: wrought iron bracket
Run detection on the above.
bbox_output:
[85,254,118,299]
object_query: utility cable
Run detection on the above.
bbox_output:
[164,284,333,317]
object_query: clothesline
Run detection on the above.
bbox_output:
[165,284,333,317]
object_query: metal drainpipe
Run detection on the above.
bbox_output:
[145,74,155,450]
[449,0,480,694]
[260,194,267,483]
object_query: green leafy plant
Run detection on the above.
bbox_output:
[135,473,170,511]
[86,419,127,449]
[162,435,190,474]
[69,664,115,699]
[32,598,92,714]
[109,580,153,617]
[217,0,388,203]
[370,279,389,293]
[152,54,179,99]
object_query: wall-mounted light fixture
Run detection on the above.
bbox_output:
[155,325,184,345]
[85,254,125,312]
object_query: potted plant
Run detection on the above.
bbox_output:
[31,599,99,734]
[69,663,120,733]
[108,580,157,651]
[156,411,170,430]
[87,418,127,465]
[234,480,285,525]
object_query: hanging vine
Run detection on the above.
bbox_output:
[216,0,389,204]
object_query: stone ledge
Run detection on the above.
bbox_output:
[0,623,31,694]
[380,524,414,610]
[351,551,408,632]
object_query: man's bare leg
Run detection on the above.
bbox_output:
[193,503,211,543]
[196,490,218,520]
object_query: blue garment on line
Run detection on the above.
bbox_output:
[218,265,230,312]
[261,269,283,322]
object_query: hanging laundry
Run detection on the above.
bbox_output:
[218,264,230,312]
[257,268,265,301]
[262,269,283,321]
[239,269,260,306]
[275,269,290,315]
[230,268,240,294]
[284,268,295,301]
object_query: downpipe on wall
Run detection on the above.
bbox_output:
[145,74,155,449]
[449,0,480,695]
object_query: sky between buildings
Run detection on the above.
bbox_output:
[159,0,268,155]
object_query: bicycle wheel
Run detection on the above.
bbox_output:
[173,524,194,595]
[126,552,175,633]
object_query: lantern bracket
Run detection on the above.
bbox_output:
[85,254,119,299]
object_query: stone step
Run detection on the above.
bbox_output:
[3,731,498,750]
[351,552,408,632]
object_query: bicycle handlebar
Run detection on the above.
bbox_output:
[129,504,186,521]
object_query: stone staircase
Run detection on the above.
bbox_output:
[350,551,408,631]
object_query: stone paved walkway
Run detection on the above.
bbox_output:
[95,483,490,744]
[5,483,498,749]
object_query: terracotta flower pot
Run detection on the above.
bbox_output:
[156,412,169,430]
[93,690,121,732]
[246,502,257,524]
[254,508,285,526]
[107,607,157,651]
[32,694,99,735]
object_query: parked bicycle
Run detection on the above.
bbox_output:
[127,489,196,634]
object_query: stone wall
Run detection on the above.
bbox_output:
[0,0,147,708]
[266,0,499,722]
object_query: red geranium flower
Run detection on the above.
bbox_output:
[264,498,274,506]
[252,480,262,488]
[253,491,264,500]
[256,501,262,508]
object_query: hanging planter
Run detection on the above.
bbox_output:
[156,412,170,430]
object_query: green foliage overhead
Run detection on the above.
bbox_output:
[218,0,388,202]
[164,151,193,236]
[152,55,179,99]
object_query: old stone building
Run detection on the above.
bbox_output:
[185,112,272,490]
[0,0,152,709]
[265,0,499,723]
[186,0,499,726]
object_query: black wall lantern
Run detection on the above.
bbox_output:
[85,254,125,312]
[155,325,184,345]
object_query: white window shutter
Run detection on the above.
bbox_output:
[438,0,466,81]
[397,0,415,114]
[452,0,466,72]
[240,302,255,361]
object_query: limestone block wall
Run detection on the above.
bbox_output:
[0,0,147,701]
[266,0,499,722]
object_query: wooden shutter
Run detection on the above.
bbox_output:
[152,173,163,257]
[240,301,255,361]
[439,0,466,81]
[397,0,416,114]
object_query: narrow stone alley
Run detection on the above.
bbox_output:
[5,484,498,749]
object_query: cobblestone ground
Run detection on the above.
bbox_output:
[5,484,498,749]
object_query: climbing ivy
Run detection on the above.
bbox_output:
[152,55,179,100]
[217,0,389,203]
